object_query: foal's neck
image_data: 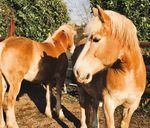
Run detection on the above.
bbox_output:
[54,40,68,55]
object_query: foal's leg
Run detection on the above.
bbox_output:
[103,92,116,128]
[78,87,87,128]
[85,98,99,128]
[79,91,100,128]
[55,79,64,118]
[0,76,6,127]
[45,85,52,118]
[78,87,100,128]
[6,80,22,128]
[80,107,87,128]
[121,99,140,128]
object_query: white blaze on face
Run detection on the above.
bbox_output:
[73,37,91,76]
[74,16,102,71]
[73,16,104,83]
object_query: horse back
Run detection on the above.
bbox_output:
[0,37,35,81]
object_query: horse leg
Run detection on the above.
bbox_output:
[80,107,87,128]
[0,75,6,127]
[78,86,87,128]
[103,92,116,128]
[55,79,64,118]
[78,87,99,128]
[85,98,99,128]
[121,99,140,128]
[45,85,52,118]
[6,80,21,128]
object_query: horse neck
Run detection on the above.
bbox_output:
[120,43,143,71]
[54,40,68,55]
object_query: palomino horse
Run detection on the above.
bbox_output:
[74,5,146,128]
[0,24,76,128]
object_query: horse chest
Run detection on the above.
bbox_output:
[106,70,138,104]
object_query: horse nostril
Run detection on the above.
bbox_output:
[74,68,80,78]
[86,73,90,80]
[76,70,79,76]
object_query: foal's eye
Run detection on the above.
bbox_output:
[93,37,100,43]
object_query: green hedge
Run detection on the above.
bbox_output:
[0,0,69,41]
[90,0,149,41]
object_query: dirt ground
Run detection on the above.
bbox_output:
[8,81,150,128]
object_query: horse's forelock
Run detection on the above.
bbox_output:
[86,10,139,51]
[84,16,102,35]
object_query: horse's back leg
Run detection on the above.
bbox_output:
[5,75,22,128]
[78,86,87,128]
[0,73,6,127]
[121,99,141,128]
[45,85,52,118]
[55,78,64,118]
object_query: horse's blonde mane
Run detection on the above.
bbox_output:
[52,24,75,38]
[105,10,140,51]
[85,10,140,52]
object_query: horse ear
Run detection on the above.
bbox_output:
[96,5,110,24]
[92,7,98,16]
[8,16,15,37]
[53,29,67,42]
[44,32,52,43]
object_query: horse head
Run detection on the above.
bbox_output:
[74,5,139,84]
[52,24,77,54]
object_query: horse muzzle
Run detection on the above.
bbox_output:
[73,67,92,84]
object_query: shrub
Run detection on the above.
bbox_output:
[90,0,149,41]
[0,0,69,41]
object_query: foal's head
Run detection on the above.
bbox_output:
[74,5,139,84]
[52,24,77,53]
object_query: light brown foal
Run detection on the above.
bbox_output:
[0,24,76,128]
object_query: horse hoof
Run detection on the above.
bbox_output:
[99,102,103,107]
[45,108,52,118]
[7,123,19,128]
[121,121,128,128]
[58,109,64,119]
[80,125,87,128]
[0,122,5,128]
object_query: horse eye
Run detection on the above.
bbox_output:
[93,37,100,43]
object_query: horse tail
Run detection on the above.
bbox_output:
[7,16,15,37]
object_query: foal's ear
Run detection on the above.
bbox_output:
[96,5,110,24]
[92,7,98,16]
[53,29,67,42]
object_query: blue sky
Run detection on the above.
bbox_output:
[64,0,91,25]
